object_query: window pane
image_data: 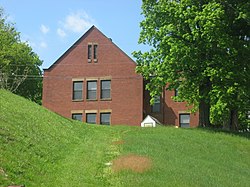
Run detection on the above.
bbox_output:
[73,81,83,100]
[101,90,110,99]
[101,80,111,99]
[101,113,110,125]
[94,44,98,59]
[180,114,190,123]
[87,81,97,99]
[152,103,160,112]
[175,88,178,96]
[72,114,82,121]
[74,82,82,90]
[101,80,110,89]
[88,81,97,90]
[152,96,160,112]
[86,113,96,124]
[73,91,82,100]
[88,91,97,99]
[180,123,190,128]
[88,45,92,59]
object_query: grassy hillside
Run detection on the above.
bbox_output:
[1,89,250,186]
[0,89,120,186]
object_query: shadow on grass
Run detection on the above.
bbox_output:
[195,126,250,140]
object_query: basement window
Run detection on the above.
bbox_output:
[100,113,111,125]
[72,113,82,121]
[179,114,190,128]
[86,113,96,124]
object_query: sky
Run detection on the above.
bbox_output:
[1,0,148,69]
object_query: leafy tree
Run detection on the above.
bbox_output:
[134,0,250,130]
[0,8,42,103]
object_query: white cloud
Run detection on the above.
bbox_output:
[40,41,47,48]
[40,24,50,34]
[61,11,95,33]
[57,28,66,38]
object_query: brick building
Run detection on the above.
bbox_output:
[42,26,198,127]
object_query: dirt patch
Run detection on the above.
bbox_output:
[112,154,152,173]
[112,140,125,145]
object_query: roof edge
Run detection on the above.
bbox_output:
[45,25,97,71]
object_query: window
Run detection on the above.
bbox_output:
[88,44,92,61]
[101,80,111,99]
[94,44,98,60]
[86,113,96,124]
[87,81,97,100]
[100,113,111,125]
[175,88,178,97]
[73,81,83,100]
[152,96,160,113]
[72,113,82,121]
[180,114,190,128]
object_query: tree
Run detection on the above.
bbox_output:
[0,8,43,103]
[134,0,250,130]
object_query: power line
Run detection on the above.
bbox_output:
[0,73,142,80]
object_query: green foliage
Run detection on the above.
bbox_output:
[1,90,250,186]
[0,8,42,103]
[134,0,250,129]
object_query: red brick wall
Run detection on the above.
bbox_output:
[143,83,199,127]
[43,27,143,126]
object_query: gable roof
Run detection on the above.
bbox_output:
[141,115,162,126]
[43,25,137,71]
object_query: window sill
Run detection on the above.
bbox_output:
[100,98,112,101]
[94,59,98,63]
[72,99,83,102]
[86,99,97,101]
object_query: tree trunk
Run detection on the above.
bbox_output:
[198,77,211,127]
[199,98,210,127]
[229,109,239,131]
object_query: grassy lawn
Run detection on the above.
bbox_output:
[1,89,250,186]
[116,127,250,186]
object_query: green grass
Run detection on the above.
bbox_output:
[0,89,120,186]
[1,89,250,186]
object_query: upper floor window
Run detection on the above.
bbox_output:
[175,88,178,97]
[101,80,111,99]
[73,81,83,100]
[94,44,98,61]
[72,113,82,121]
[100,113,111,125]
[87,80,97,100]
[88,43,98,62]
[152,95,160,113]
[179,114,190,128]
[88,44,92,61]
[86,113,96,124]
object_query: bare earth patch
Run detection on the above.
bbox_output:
[112,154,152,173]
[112,140,125,145]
